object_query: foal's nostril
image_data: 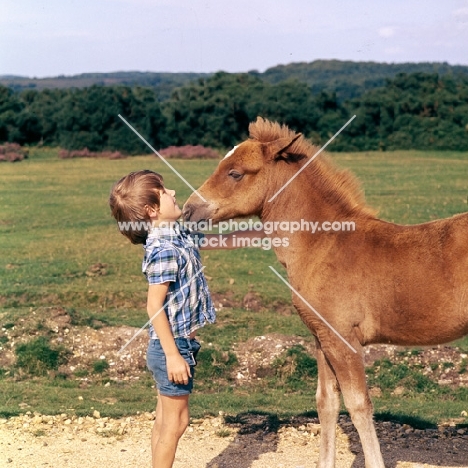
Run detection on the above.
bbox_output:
[182,204,193,221]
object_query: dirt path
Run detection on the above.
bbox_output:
[1,413,467,468]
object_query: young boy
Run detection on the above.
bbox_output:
[109,170,261,468]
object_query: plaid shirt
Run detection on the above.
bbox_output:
[142,222,216,339]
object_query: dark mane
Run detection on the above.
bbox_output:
[249,117,376,217]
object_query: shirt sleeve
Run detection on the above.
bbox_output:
[143,246,179,285]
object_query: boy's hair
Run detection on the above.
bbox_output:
[109,170,164,245]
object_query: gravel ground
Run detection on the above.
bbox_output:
[2,312,468,467]
[1,412,467,468]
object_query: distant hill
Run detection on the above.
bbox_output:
[2,60,468,101]
[261,60,468,100]
[0,71,211,100]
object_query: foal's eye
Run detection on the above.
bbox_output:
[228,170,244,181]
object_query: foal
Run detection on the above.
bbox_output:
[183,117,468,467]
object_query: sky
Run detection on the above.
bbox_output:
[1,0,468,78]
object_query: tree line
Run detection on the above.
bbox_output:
[0,71,467,153]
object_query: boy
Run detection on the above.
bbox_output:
[109,170,261,468]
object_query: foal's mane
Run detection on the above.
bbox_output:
[249,117,376,217]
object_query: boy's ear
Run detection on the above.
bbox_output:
[145,205,159,218]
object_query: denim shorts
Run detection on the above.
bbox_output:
[146,337,201,396]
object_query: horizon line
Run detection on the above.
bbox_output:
[1,58,467,80]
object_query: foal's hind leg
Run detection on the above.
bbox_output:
[322,339,385,468]
[315,339,341,468]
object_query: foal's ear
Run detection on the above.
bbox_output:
[263,133,302,160]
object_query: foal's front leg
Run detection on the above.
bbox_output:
[315,339,341,468]
[322,339,385,468]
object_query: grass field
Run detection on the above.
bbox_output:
[1,147,467,425]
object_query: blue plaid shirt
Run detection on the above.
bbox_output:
[142,222,216,339]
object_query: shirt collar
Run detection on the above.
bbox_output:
[147,220,182,242]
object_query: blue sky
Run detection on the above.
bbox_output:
[1,0,468,77]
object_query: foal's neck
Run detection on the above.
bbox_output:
[261,173,363,224]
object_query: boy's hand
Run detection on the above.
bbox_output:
[166,353,192,385]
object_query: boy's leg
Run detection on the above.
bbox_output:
[151,393,190,468]
[151,392,163,457]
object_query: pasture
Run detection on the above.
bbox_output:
[0,147,467,426]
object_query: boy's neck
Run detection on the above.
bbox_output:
[151,219,179,229]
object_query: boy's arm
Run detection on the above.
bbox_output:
[147,283,191,384]
[198,229,266,250]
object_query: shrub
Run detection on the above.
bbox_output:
[92,359,110,374]
[366,359,410,391]
[272,345,318,390]
[366,358,438,394]
[459,358,468,374]
[158,145,220,159]
[73,368,89,377]
[0,143,28,162]
[58,148,126,159]
[196,348,237,379]
[15,337,68,375]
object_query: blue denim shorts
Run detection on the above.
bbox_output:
[146,337,201,396]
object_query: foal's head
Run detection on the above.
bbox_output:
[183,118,303,222]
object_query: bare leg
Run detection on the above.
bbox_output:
[315,339,341,468]
[151,392,190,468]
[151,392,163,460]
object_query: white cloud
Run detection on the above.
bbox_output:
[378,26,395,38]
[453,6,468,17]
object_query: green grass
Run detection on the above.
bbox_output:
[336,150,467,224]
[0,153,290,310]
[1,150,466,310]
[1,148,468,425]
[0,376,319,419]
[373,395,468,429]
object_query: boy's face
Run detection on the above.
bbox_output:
[155,187,182,222]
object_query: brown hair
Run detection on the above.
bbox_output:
[109,170,164,244]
